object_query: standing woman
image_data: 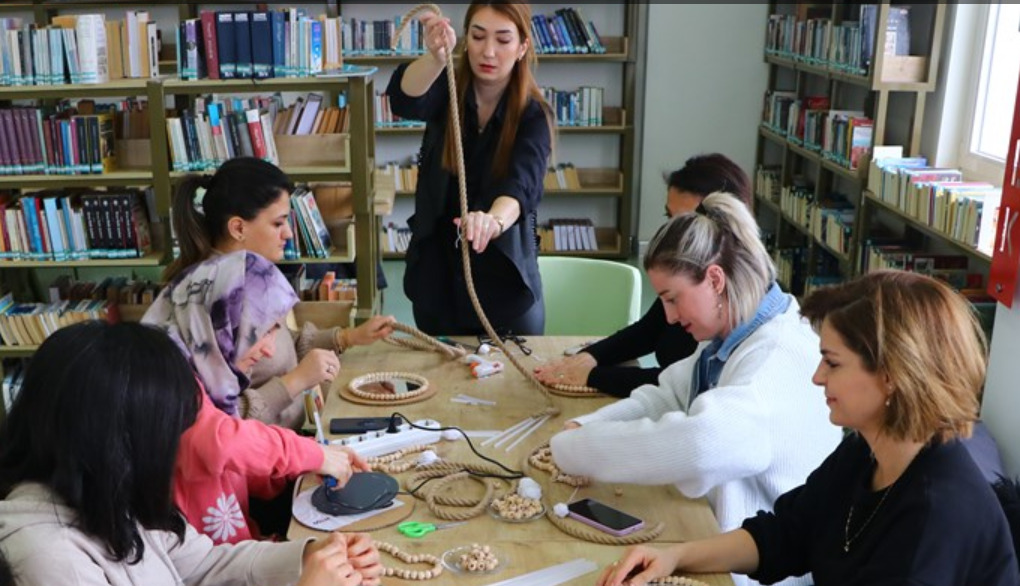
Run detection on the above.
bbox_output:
[168,157,394,429]
[387,1,554,335]
[534,154,752,396]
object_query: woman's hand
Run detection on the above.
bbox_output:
[420,11,456,64]
[283,349,341,396]
[454,211,505,253]
[298,532,362,586]
[344,533,383,586]
[534,353,597,387]
[345,316,396,347]
[596,545,683,586]
[317,445,371,486]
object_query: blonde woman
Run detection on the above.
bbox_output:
[550,193,841,586]
[599,271,1018,586]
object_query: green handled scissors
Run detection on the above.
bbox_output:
[398,521,466,538]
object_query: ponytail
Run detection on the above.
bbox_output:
[162,157,294,283]
[644,192,776,328]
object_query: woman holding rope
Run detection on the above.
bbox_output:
[386,1,554,336]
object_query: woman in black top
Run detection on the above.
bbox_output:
[386,2,554,336]
[597,271,1018,586]
[534,154,752,397]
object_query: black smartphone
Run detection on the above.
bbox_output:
[329,417,393,435]
[566,498,645,536]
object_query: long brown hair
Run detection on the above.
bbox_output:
[442,1,554,180]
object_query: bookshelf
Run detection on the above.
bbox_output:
[754,2,960,296]
[342,2,644,259]
[0,2,384,407]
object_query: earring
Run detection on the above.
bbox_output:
[885,397,891,407]
[235,234,245,243]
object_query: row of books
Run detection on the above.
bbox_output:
[808,195,854,256]
[376,162,419,194]
[754,166,782,204]
[539,219,600,252]
[0,11,160,87]
[167,106,277,172]
[778,180,815,227]
[765,5,911,76]
[47,275,161,307]
[0,292,110,347]
[283,187,335,260]
[381,223,410,254]
[0,106,116,176]
[372,92,422,130]
[543,163,583,190]
[177,9,343,80]
[763,93,873,171]
[867,147,1001,253]
[275,92,350,136]
[530,9,608,55]
[0,189,153,261]
[281,268,356,302]
[541,86,605,127]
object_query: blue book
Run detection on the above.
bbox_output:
[20,196,46,259]
[251,11,272,78]
[234,11,253,78]
[553,14,575,54]
[215,12,236,78]
[270,10,286,77]
[310,19,322,74]
[42,197,66,261]
[530,15,549,54]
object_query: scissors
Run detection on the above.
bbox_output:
[398,521,466,538]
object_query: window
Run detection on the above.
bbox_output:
[961,2,1020,183]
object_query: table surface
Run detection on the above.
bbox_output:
[289,336,735,586]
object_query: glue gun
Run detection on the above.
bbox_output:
[464,354,505,379]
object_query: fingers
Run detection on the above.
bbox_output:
[344,447,372,472]
[321,445,355,485]
[454,212,501,253]
[420,14,455,61]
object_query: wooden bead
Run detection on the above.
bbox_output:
[374,540,442,581]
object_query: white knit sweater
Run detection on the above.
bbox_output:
[550,298,842,586]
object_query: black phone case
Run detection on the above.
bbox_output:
[329,417,392,434]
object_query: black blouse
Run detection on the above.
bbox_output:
[386,64,551,327]
[742,434,1018,586]
[584,299,699,397]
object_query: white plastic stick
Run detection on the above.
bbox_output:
[483,558,598,586]
[505,414,550,452]
[455,393,497,405]
[482,416,534,447]
[493,416,537,449]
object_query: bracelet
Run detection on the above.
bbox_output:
[333,327,351,354]
[491,214,506,234]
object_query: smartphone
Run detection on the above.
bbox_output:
[567,498,645,536]
[329,417,393,435]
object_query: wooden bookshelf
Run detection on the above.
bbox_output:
[0,171,155,189]
[0,251,164,268]
[378,107,629,136]
[755,3,949,296]
[346,36,630,65]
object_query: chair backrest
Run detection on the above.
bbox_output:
[538,256,642,336]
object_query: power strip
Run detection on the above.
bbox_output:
[330,419,443,459]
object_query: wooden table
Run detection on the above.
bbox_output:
[289,336,734,586]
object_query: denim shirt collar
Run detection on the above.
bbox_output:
[692,282,790,398]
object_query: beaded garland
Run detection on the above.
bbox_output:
[527,443,590,487]
[376,541,443,581]
[649,577,711,586]
[367,444,431,474]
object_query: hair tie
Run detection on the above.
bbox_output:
[193,186,207,215]
[695,202,708,216]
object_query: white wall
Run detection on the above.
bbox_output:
[637,4,768,242]
[985,290,1020,475]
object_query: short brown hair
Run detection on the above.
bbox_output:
[800,270,986,443]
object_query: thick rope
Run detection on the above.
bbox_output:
[394,5,560,417]
[383,322,467,359]
[404,461,508,520]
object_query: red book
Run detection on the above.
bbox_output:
[245,109,267,159]
[200,11,220,80]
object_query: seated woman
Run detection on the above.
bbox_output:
[168,156,395,429]
[598,271,1019,586]
[534,153,752,397]
[0,321,381,586]
[144,250,370,544]
[550,193,841,586]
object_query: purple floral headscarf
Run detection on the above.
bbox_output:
[142,251,299,416]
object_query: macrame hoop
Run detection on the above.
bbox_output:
[339,371,435,406]
[393,5,560,419]
[404,461,509,520]
[376,540,444,581]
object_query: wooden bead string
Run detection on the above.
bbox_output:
[367,444,431,474]
[648,577,711,586]
[393,5,559,420]
[347,372,430,402]
[527,443,590,487]
[383,322,467,360]
[375,541,443,581]
[458,543,500,573]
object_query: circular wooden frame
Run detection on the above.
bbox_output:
[338,371,436,406]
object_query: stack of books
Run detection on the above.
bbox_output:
[284,187,334,260]
[539,218,598,252]
[531,8,606,55]
[541,86,604,127]
[0,105,116,176]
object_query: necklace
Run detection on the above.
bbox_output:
[843,484,893,552]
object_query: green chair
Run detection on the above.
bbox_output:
[538,256,642,336]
